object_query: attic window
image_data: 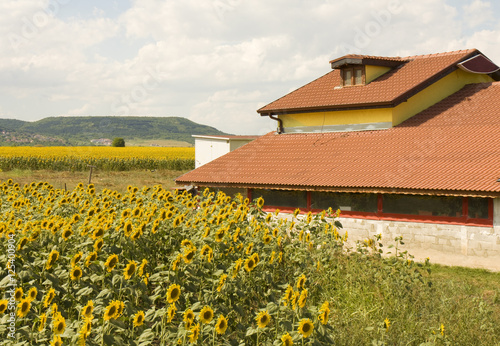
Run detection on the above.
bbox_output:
[342,66,364,86]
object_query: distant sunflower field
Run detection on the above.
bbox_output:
[0,147,194,171]
[0,179,498,345]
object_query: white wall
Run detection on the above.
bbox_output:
[494,198,500,229]
[194,138,230,168]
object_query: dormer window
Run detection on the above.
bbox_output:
[343,66,365,86]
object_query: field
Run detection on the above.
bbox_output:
[0,149,498,345]
[0,147,195,172]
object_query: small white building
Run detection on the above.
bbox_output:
[193,135,258,168]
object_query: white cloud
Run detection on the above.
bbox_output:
[0,0,499,134]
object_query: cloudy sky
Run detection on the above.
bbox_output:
[1,0,499,135]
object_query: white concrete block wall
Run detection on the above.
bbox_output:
[194,138,230,168]
[338,217,500,271]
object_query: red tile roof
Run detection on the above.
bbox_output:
[177,82,500,197]
[258,49,479,114]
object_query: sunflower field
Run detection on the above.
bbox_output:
[0,147,194,172]
[0,179,498,345]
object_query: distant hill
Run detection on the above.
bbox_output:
[0,116,229,146]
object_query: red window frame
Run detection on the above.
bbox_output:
[252,189,494,227]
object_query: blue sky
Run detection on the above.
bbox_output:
[0,0,499,135]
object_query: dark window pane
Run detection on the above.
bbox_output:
[253,189,307,208]
[344,69,352,86]
[354,68,363,85]
[383,194,462,217]
[311,192,378,213]
[468,197,489,219]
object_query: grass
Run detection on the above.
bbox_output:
[0,168,190,192]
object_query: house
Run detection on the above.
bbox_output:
[193,135,258,168]
[176,49,500,270]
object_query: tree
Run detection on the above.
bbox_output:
[112,138,125,147]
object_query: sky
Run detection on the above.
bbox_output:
[1,0,499,135]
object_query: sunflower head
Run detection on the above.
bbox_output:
[53,315,66,335]
[124,260,137,280]
[14,287,23,301]
[17,298,31,318]
[94,238,104,251]
[244,257,256,272]
[70,266,83,281]
[27,287,37,301]
[183,247,196,264]
[183,309,195,323]
[51,335,63,346]
[0,299,8,314]
[38,313,47,332]
[215,314,228,335]
[199,306,214,324]
[281,333,293,346]
[255,310,271,328]
[82,300,94,319]
[103,302,118,321]
[166,284,181,303]
[46,249,60,270]
[133,311,145,327]
[105,254,119,272]
[297,318,314,338]
[296,274,306,290]
[189,323,200,343]
[43,288,56,308]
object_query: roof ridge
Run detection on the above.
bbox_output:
[406,48,478,60]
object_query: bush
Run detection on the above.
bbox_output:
[112,137,125,147]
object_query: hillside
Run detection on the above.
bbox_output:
[0,116,229,146]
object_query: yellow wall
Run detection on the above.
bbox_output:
[392,69,494,126]
[280,108,392,128]
[365,65,391,84]
[280,69,494,130]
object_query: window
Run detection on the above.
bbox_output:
[342,66,364,86]
[468,197,489,219]
[382,194,463,217]
[311,192,377,213]
[253,189,307,209]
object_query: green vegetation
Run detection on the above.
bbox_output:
[0,116,229,146]
[111,137,125,147]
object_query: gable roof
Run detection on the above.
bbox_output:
[258,49,480,114]
[177,82,500,197]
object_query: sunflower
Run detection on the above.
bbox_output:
[91,227,105,239]
[172,254,182,271]
[50,335,63,346]
[94,238,104,251]
[80,318,92,340]
[43,288,56,308]
[124,260,137,280]
[256,197,265,208]
[17,298,31,318]
[200,244,212,257]
[281,333,293,346]
[14,287,23,301]
[38,313,47,332]
[215,314,228,335]
[269,251,276,264]
[296,274,306,290]
[115,300,125,318]
[384,317,390,331]
[103,301,118,321]
[46,249,59,270]
[0,299,8,314]
[263,234,272,244]
[317,305,330,325]
[244,257,256,272]
[232,259,243,278]
[82,300,94,319]
[282,285,294,306]
[217,274,227,292]
[123,221,133,236]
[199,306,214,324]
[17,236,29,250]
[133,311,145,327]
[251,252,260,264]
[183,309,195,323]
[85,252,98,267]
[215,228,225,242]
[166,284,181,303]
[298,289,308,308]
[183,247,196,264]
[27,287,37,301]
[104,254,119,272]
[291,292,300,310]
[188,323,200,343]
[130,227,142,241]
[53,314,66,335]
[297,318,314,338]
[138,259,147,277]
[61,227,73,241]
[255,310,271,328]
[71,266,83,281]
[167,303,177,322]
